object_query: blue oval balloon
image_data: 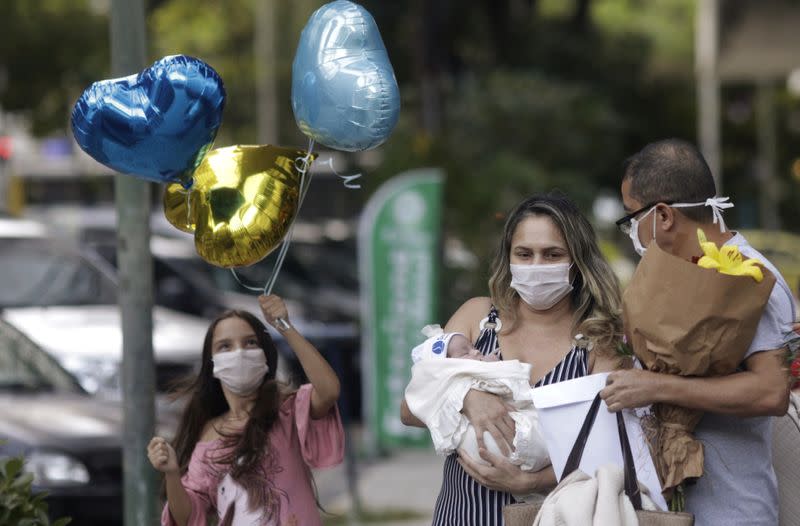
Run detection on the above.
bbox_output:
[291,0,400,152]
[71,55,226,186]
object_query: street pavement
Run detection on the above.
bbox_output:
[315,447,443,526]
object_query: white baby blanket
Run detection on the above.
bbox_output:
[405,358,550,471]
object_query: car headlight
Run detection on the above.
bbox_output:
[24,451,90,486]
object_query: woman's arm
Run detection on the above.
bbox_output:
[400,397,426,427]
[259,295,341,419]
[457,448,557,494]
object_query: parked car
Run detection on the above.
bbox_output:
[0,217,209,398]
[0,316,181,525]
[0,317,121,524]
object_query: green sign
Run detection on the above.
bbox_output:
[358,169,444,450]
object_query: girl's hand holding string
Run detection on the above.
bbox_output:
[258,293,341,418]
[259,294,291,332]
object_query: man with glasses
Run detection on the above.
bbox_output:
[600,138,795,526]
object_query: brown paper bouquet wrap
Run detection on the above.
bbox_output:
[621,239,776,504]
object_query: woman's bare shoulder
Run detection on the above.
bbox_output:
[463,296,493,310]
[588,345,632,373]
[444,297,493,340]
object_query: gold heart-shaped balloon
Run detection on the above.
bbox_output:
[164,144,314,268]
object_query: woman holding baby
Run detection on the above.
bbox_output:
[401,193,625,525]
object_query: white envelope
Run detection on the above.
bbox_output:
[532,372,667,511]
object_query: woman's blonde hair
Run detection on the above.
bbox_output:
[488,193,623,355]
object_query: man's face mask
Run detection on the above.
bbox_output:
[628,206,657,257]
[616,197,734,257]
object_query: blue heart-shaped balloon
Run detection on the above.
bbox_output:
[291,0,400,152]
[71,55,226,186]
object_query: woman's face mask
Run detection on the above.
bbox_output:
[212,348,269,395]
[510,262,574,311]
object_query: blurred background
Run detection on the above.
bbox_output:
[1,0,799,524]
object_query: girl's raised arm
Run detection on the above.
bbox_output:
[259,294,341,418]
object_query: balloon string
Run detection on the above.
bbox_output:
[186,191,192,227]
[229,268,266,293]
[263,137,315,296]
[228,137,317,298]
[175,185,193,228]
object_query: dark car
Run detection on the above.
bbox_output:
[0,318,124,525]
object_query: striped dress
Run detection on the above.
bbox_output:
[431,307,588,526]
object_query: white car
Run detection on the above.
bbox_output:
[0,217,208,397]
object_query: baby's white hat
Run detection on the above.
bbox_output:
[410,324,465,363]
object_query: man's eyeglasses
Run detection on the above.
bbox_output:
[614,201,673,234]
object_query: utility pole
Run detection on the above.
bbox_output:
[109,1,157,525]
[255,0,278,144]
[695,0,722,192]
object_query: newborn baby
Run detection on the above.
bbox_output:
[407,326,550,472]
[411,328,499,362]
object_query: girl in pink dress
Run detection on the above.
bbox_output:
[147,294,344,526]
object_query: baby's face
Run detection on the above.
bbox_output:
[447,334,481,359]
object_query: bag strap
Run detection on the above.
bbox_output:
[561,393,602,477]
[616,407,643,509]
[561,393,643,510]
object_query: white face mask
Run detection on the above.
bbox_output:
[510,262,574,311]
[626,197,734,257]
[212,348,269,395]
[628,206,656,257]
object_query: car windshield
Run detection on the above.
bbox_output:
[0,239,117,308]
[0,319,83,393]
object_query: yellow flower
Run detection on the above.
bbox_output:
[696,229,764,282]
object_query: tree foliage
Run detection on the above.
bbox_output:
[0,454,71,526]
[0,0,108,135]
[2,0,798,307]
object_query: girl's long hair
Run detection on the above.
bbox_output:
[488,192,623,355]
[169,310,284,521]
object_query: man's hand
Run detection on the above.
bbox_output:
[599,369,661,412]
[601,350,790,417]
